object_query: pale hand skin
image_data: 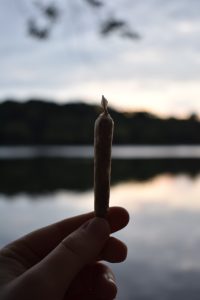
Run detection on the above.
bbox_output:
[0,207,129,300]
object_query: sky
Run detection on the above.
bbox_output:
[0,0,200,117]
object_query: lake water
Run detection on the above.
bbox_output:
[1,145,200,159]
[0,146,200,299]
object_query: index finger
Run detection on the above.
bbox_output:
[3,207,129,264]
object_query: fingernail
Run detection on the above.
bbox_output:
[104,271,118,298]
[82,218,110,239]
[104,270,116,284]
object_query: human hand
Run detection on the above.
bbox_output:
[0,207,129,300]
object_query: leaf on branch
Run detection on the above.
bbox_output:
[85,0,104,7]
[101,19,126,35]
[34,2,59,21]
[43,4,59,21]
[28,19,49,39]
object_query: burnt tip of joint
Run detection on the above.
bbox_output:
[101,95,108,114]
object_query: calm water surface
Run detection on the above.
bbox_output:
[1,170,200,299]
[1,145,200,159]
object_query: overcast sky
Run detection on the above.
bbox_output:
[1,0,200,117]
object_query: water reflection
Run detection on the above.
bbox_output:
[112,174,200,210]
[1,145,200,159]
[1,158,200,195]
[0,173,200,299]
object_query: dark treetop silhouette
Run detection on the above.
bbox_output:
[0,99,200,146]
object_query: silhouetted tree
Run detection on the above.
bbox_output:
[1,99,200,145]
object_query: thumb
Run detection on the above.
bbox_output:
[19,218,110,299]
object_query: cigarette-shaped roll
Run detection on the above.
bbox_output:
[94,95,114,218]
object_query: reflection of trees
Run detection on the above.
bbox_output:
[1,158,199,195]
[18,1,140,41]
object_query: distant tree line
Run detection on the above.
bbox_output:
[0,99,200,145]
